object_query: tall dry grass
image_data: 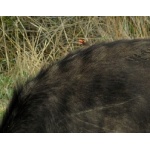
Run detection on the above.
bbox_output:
[0,16,150,116]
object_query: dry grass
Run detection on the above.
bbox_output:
[0,16,150,116]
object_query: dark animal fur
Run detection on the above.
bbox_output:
[1,39,150,133]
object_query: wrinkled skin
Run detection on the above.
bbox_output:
[1,39,150,133]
